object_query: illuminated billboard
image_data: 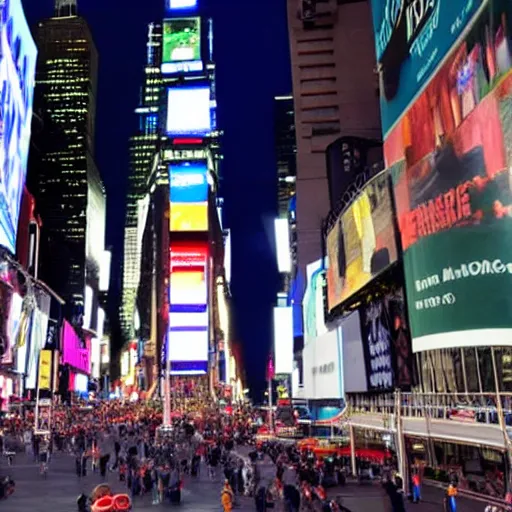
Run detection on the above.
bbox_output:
[168,0,198,9]
[166,86,211,136]
[386,0,512,352]
[0,0,37,253]
[274,218,291,273]
[169,242,209,374]
[369,0,484,136]
[170,162,208,203]
[170,203,208,232]
[302,259,327,344]
[326,171,398,312]
[170,270,207,305]
[273,306,294,375]
[162,18,203,74]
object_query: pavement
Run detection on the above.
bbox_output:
[0,451,490,512]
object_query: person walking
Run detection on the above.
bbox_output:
[412,469,421,503]
[221,479,234,512]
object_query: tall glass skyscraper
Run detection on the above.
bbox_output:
[121,24,163,341]
[31,0,106,318]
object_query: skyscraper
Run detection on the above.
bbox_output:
[274,95,296,219]
[121,23,163,342]
[274,95,297,279]
[286,0,381,278]
[30,0,106,318]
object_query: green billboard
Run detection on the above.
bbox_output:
[162,17,201,64]
[384,0,512,352]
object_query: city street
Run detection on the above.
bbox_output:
[2,451,487,512]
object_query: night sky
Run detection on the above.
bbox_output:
[22,0,292,398]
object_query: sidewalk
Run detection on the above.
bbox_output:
[336,482,488,512]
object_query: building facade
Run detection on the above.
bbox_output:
[31,0,107,321]
[286,0,381,279]
[121,23,163,342]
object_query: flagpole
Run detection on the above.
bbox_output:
[268,377,273,434]
[267,355,274,434]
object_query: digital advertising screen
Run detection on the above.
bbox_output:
[273,307,294,375]
[168,241,209,374]
[168,0,198,10]
[387,0,512,353]
[369,0,485,136]
[302,259,327,344]
[302,329,344,400]
[162,18,203,74]
[170,270,207,305]
[170,202,208,232]
[168,330,209,369]
[326,170,398,312]
[170,243,208,305]
[170,161,209,203]
[0,0,37,253]
[166,86,211,135]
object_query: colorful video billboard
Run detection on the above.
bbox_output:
[370,0,485,136]
[167,0,198,10]
[170,162,208,203]
[169,161,209,232]
[162,18,203,74]
[166,86,211,135]
[168,242,209,374]
[0,0,37,253]
[382,0,512,352]
[326,170,398,312]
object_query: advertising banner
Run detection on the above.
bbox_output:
[359,289,414,390]
[168,242,209,374]
[61,321,90,375]
[326,170,398,312]
[38,350,52,391]
[166,86,211,135]
[303,329,343,400]
[370,0,485,136]
[170,203,208,232]
[167,0,198,10]
[302,259,327,344]
[170,162,208,203]
[162,18,202,74]
[273,307,294,375]
[387,0,512,352]
[0,0,37,253]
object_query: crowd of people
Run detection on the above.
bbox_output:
[0,394,477,512]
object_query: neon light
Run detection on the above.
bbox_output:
[173,138,204,145]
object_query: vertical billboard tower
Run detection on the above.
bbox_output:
[161,0,219,381]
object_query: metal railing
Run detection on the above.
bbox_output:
[346,392,512,425]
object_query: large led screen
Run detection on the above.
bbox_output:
[274,307,294,375]
[162,18,202,74]
[166,87,211,136]
[170,203,208,232]
[326,170,398,312]
[0,0,37,253]
[170,161,208,203]
[170,271,207,305]
[168,0,198,9]
[369,0,484,136]
[168,330,208,367]
[168,242,208,374]
[386,0,512,352]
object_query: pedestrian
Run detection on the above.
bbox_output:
[412,470,421,503]
[221,479,234,512]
